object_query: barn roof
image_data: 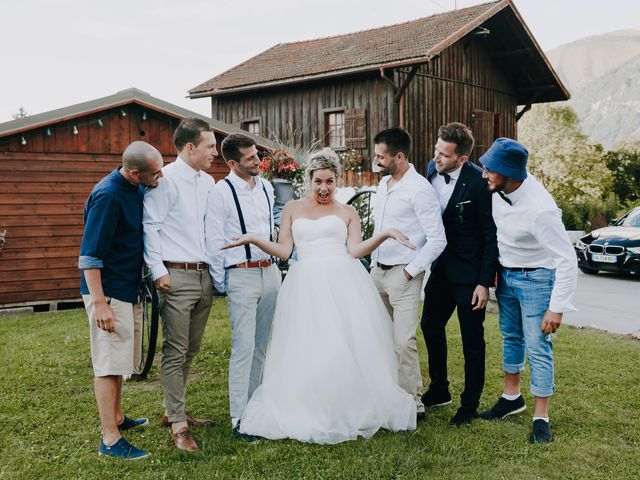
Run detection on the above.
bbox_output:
[0,87,272,147]
[189,0,568,104]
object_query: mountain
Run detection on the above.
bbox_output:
[546,30,640,149]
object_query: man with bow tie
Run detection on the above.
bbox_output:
[421,122,498,426]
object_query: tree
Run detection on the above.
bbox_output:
[518,104,611,203]
[12,107,28,119]
[604,145,640,206]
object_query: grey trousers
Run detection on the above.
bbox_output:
[226,265,280,419]
[159,268,213,423]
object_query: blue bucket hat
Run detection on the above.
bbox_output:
[479,138,528,181]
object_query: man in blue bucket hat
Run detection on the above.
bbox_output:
[478,137,577,444]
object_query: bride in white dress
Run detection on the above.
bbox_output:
[223,148,417,443]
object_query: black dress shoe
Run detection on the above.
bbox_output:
[421,389,452,408]
[480,395,526,420]
[233,421,261,443]
[416,411,426,424]
[449,407,479,427]
[529,419,553,444]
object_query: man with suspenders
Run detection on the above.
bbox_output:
[206,133,281,441]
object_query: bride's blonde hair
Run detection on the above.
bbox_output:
[304,148,343,195]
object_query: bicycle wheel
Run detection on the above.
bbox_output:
[347,189,376,271]
[131,267,159,381]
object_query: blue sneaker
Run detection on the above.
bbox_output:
[118,416,149,432]
[99,437,150,460]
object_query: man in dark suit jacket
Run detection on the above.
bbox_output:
[421,122,498,426]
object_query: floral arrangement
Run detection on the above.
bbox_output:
[339,149,364,172]
[259,149,302,182]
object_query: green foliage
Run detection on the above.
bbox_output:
[519,105,612,203]
[557,193,620,231]
[1,306,640,479]
[604,147,640,205]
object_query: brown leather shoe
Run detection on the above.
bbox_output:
[162,412,214,428]
[171,427,198,452]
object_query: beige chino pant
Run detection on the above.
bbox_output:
[371,265,425,412]
[158,268,213,423]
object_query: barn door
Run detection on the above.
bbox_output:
[471,110,503,163]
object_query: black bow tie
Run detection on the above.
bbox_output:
[497,191,512,205]
[439,171,451,184]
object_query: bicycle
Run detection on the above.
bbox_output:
[130,266,160,381]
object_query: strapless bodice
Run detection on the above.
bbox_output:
[292,215,349,260]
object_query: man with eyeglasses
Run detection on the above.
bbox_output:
[421,122,498,426]
[478,137,577,444]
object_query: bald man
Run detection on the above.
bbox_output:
[79,141,163,460]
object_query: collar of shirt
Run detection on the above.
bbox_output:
[227,169,262,192]
[173,156,203,180]
[380,163,420,193]
[431,165,462,212]
[503,175,530,205]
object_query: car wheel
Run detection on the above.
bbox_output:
[579,267,599,275]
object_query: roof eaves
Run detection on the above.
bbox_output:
[425,0,510,57]
[504,0,570,101]
[189,56,435,98]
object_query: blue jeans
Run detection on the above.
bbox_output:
[496,268,556,398]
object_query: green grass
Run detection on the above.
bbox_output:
[1,301,639,479]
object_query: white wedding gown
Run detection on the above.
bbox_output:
[239,214,416,444]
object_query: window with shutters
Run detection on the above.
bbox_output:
[241,118,261,135]
[344,109,367,150]
[324,110,346,149]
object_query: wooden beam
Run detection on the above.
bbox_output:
[490,47,532,59]
[515,85,557,93]
[515,104,531,122]
[379,68,399,92]
[393,65,420,103]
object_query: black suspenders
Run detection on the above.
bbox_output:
[224,178,273,262]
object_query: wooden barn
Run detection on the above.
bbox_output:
[189,0,569,179]
[0,88,270,309]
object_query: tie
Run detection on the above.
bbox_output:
[439,171,451,184]
[498,191,512,205]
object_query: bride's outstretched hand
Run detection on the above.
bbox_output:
[385,228,416,250]
[221,234,254,250]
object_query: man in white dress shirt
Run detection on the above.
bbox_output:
[478,138,577,444]
[370,127,447,421]
[143,118,217,452]
[205,133,280,441]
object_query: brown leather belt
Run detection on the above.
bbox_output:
[163,261,208,271]
[225,259,272,270]
[376,262,404,271]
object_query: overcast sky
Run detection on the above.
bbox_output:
[1,0,638,122]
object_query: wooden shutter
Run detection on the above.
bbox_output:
[345,109,367,149]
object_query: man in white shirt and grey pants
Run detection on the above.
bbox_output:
[478,138,577,444]
[205,133,280,441]
[143,118,217,452]
[370,128,447,421]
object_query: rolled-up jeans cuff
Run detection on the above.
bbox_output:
[531,384,555,398]
[503,362,525,374]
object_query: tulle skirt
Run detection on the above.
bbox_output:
[239,253,416,444]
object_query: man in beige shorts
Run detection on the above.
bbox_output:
[79,141,163,459]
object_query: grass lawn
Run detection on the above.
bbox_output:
[1,300,639,480]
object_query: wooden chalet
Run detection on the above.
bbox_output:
[189,0,569,181]
[0,88,270,309]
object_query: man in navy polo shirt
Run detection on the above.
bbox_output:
[79,141,163,460]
